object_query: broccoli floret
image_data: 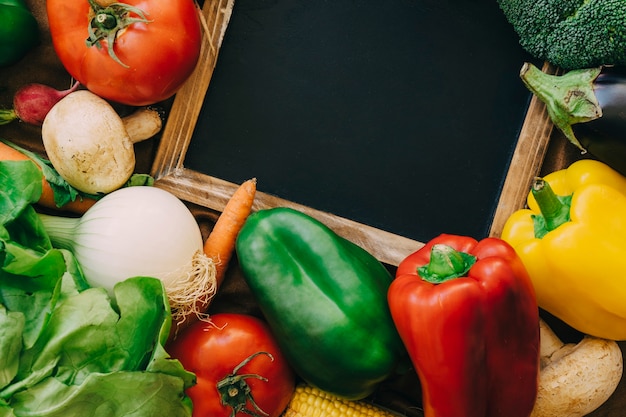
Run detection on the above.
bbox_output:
[497,0,626,69]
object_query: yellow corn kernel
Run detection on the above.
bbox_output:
[282,384,400,417]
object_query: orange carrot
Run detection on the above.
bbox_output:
[0,141,96,214]
[170,178,257,338]
[203,177,257,288]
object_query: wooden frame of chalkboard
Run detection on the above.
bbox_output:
[150,0,555,266]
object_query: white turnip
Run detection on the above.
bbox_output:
[38,186,218,324]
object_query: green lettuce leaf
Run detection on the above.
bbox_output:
[0,305,24,390]
[0,159,194,416]
[0,160,41,225]
[3,278,193,402]
[0,141,100,208]
[0,402,16,417]
[10,371,192,417]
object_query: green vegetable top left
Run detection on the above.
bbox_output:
[0,159,194,417]
[0,0,40,67]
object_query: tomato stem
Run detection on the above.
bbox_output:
[85,0,152,68]
[216,351,274,417]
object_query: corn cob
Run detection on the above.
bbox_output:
[282,384,401,417]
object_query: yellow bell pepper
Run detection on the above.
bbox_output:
[501,159,626,340]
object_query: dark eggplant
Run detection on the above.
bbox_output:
[520,62,626,176]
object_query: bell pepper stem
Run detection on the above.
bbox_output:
[418,244,476,283]
[531,177,571,237]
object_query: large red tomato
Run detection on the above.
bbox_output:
[46,0,202,106]
[167,313,296,417]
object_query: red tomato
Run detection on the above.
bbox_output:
[167,313,296,417]
[46,0,202,106]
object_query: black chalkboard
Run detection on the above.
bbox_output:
[184,0,534,244]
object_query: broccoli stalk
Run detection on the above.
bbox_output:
[519,62,602,151]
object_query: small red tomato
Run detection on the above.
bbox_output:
[167,313,295,417]
[46,0,202,105]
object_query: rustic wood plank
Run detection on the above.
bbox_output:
[150,0,234,179]
[489,63,556,237]
[155,168,424,266]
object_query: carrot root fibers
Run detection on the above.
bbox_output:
[170,178,257,337]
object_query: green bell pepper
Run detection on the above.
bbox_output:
[235,207,405,400]
[0,0,39,67]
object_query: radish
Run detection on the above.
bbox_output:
[0,80,80,126]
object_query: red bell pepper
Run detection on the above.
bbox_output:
[388,234,539,417]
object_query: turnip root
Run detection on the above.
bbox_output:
[0,81,80,126]
[41,90,163,195]
[532,319,623,417]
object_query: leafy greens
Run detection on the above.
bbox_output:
[0,160,194,416]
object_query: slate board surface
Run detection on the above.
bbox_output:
[184,0,535,243]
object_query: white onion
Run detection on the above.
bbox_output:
[39,186,216,322]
